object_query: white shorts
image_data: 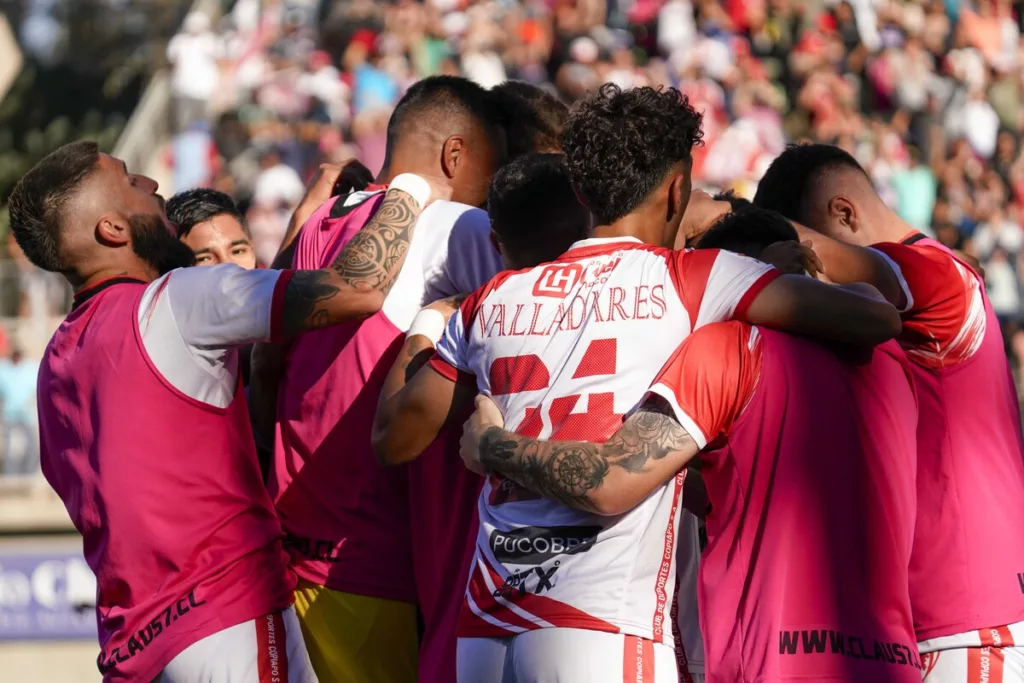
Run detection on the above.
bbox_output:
[922,646,1024,682]
[155,606,317,683]
[457,628,678,683]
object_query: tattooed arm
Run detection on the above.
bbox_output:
[280,180,444,333]
[460,396,700,516]
[373,296,476,465]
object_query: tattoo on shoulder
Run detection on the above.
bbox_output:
[282,270,340,333]
[330,189,420,295]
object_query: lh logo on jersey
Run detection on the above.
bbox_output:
[533,264,583,298]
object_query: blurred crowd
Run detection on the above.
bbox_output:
[167,0,1024,346]
[5,0,1024,476]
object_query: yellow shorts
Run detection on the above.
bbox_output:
[293,578,418,683]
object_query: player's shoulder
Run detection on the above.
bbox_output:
[683,320,758,354]
[873,237,963,273]
[418,200,489,235]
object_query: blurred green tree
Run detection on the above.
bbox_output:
[0,0,191,243]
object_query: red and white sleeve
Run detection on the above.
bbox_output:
[645,321,763,449]
[870,242,987,369]
[428,292,483,386]
[669,249,781,332]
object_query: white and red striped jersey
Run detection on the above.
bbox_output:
[429,236,779,643]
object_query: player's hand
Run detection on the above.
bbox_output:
[955,249,985,278]
[460,395,505,476]
[679,190,731,245]
[426,294,467,323]
[761,240,825,279]
[305,161,373,209]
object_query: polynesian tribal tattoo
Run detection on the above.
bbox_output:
[477,399,695,514]
[330,189,420,295]
[279,189,422,333]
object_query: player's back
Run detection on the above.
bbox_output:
[873,236,1024,643]
[431,236,778,641]
[657,323,919,682]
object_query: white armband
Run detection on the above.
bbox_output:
[388,173,434,209]
[407,308,447,344]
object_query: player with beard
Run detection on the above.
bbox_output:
[7,140,446,683]
[753,144,1024,683]
[459,206,921,683]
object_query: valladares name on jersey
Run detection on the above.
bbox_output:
[476,261,669,339]
[442,239,780,642]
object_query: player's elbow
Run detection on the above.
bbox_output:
[586,490,645,517]
[857,299,902,344]
[370,422,402,467]
[350,289,386,320]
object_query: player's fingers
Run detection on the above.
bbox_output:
[798,244,823,279]
[801,241,826,274]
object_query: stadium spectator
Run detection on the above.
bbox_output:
[0,346,39,476]
[151,1,1024,394]
[166,12,220,133]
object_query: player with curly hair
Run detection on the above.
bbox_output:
[373,85,903,682]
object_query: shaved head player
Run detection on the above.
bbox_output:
[7,140,445,682]
[261,75,509,683]
[755,144,1024,683]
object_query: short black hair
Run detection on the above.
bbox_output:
[491,81,569,159]
[753,143,868,223]
[488,153,590,267]
[560,84,703,226]
[385,75,504,159]
[166,188,247,238]
[697,206,798,259]
[8,140,101,272]
[713,190,752,212]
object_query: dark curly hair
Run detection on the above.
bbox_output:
[559,84,703,226]
[753,143,868,223]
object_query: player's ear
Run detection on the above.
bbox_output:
[667,174,690,223]
[440,136,465,180]
[96,213,130,247]
[828,196,857,232]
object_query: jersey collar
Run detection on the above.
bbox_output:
[72,276,147,311]
[557,236,646,261]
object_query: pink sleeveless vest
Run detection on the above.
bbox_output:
[701,329,919,682]
[272,189,417,601]
[904,237,1024,639]
[38,279,293,682]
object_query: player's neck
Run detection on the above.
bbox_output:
[864,213,913,246]
[75,262,159,293]
[592,210,666,247]
[378,148,435,186]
